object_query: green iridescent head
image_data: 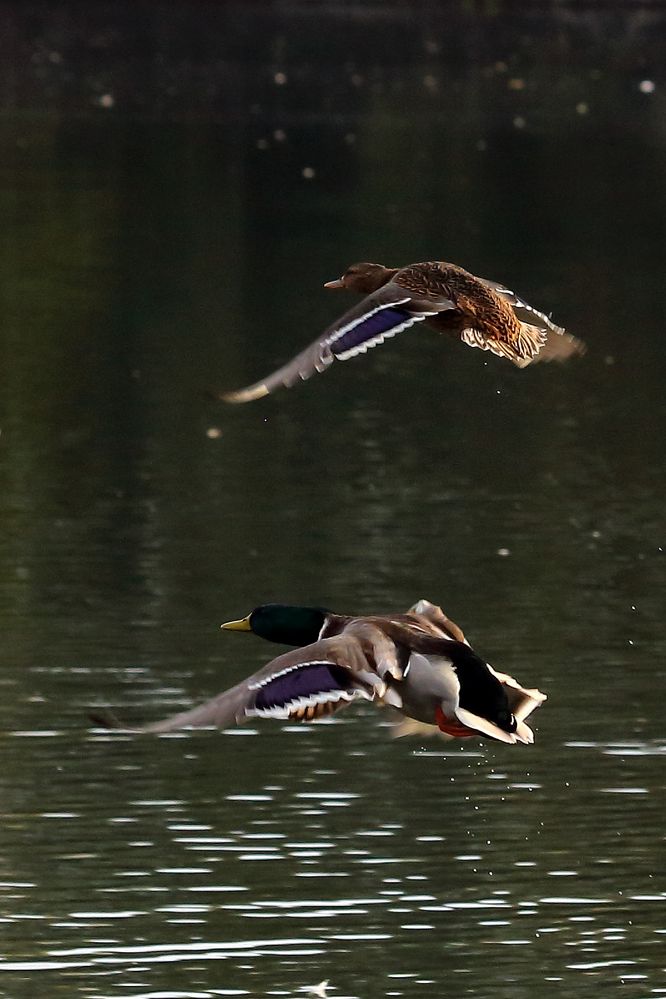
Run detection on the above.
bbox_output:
[221,603,329,646]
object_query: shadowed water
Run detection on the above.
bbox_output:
[1,3,665,997]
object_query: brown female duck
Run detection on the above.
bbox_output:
[223,260,585,403]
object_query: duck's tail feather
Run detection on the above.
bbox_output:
[517,321,548,359]
[499,322,587,369]
[513,323,586,368]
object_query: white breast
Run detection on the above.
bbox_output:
[392,653,460,724]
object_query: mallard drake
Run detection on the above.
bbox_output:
[91,600,545,745]
[222,260,585,403]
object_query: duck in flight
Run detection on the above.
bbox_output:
[222,260,585,403]
[91,600,546,744]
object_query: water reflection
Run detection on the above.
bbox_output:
[1,713,665,995]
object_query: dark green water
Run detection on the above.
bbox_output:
[1,3,665,997]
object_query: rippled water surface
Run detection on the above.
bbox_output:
[1,3,665,997]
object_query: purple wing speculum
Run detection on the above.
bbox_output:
[250,661,363,719]
[327,299,431,360]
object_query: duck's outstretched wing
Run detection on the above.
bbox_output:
[89,632,395,734]
[477,276,586,365]
[222,283,455,403]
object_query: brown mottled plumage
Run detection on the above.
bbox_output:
[222,259,585,403]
